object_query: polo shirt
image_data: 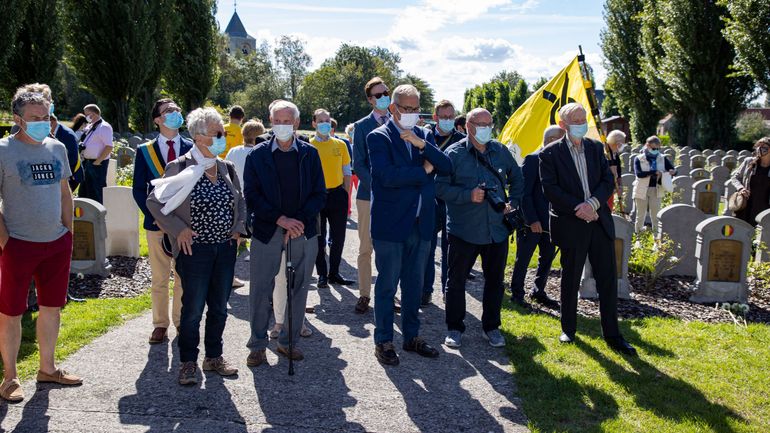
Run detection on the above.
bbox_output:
[310,135,350,189]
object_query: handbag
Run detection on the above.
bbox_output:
[728,160,754,212]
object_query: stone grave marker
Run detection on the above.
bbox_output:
[688,149,701,158]
[621,152,633,174]
[691,216,752,303]
[702,149,714,157]
[128,136,144,149]
[706,154,721,167]
[678,155,691,173]
[692,179,718,215]
[658,204,707,276]
[756,209,770,262]
[722,155,737,172]
[739,150,751,158]
[117,147,136,168]
[680,146,692,154]
[71,198,112,276]
[690,155,706,169]
[722,180,736,216]
[621,173,635,215]
[106,158,118,187]
[104,187,140,257]
[714,149,725,158]
[579,215,633,300]
[143,132,159,140]
[710,165,730,197]
[672,176,693,205]
[690,168,709,182]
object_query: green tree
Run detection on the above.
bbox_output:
[720,0,770,94]
[398,74,435,113]
[510,79,530,112]
[0,0,27,101]
[493,81,511,132]
[274,36,311,100]
[63,0,168,132]
[736,112,770,143]
[165,0,219,112]
[531,76,549,92]
[601,78,622,118]
[463,70,529,125]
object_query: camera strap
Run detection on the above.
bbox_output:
[469,146,508,201]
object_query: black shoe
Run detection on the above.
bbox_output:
[511,297,531,309]
[559,332,575,344]
[466,273,476,281]
[317,276,329,288]
[375,342,400,366]
[328,274,354,285]
[421,292,432,306]
[403,336,439,358]
[531,291,558,307]
[606,337,638,356]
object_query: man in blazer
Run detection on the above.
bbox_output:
[539,102,636,355]
[132,98,192,344]
[368,84,452,366]
[510,126,563,308]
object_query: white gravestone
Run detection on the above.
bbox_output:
[104,186,140,257]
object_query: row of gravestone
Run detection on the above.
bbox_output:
[579,208,770,304]
[119,132,191,151]
[620,151,750,178]
[618,175,730,218]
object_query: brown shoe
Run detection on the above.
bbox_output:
[0,378,24,402]
[355,296,370,314]
[276,345,304,361]
[202,356,238,376]
[36,369,83,385]
[178,361,198,385]
[149,327,168,344]
[247,349,267,367]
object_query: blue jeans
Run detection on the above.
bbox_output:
[372,223,430,344]
[174,239,237,363]
[80,159,108,204]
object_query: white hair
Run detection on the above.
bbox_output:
[606,130,626,145]
[270,100,300,120]
[543,125,565,144]
[345,123,355,136]
[557,102,586,123]
[467,107,491,123]
[392,84,420,105]
[187,107,223,138]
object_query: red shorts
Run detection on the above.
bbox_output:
[0,231,73,316]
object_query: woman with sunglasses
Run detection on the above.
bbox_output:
[730,137,770,226]
[147,107,246,386]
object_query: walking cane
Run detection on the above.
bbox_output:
[284,231,296,376]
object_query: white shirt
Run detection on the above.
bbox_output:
[157,133,181,164]
[225,145,255,188]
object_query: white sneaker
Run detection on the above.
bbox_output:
[444,330,462,348]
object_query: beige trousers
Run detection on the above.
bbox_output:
[146,230,183,329]
[356,199,373,298]
[634,187,661,233]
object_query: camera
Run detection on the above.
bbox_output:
[479,184,506,213]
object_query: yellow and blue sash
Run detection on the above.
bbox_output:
[140,141,166,178]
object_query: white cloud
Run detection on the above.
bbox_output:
[445,38,520,62]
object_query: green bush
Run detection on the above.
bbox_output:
[629,231,680,289]
[116,164,134,187]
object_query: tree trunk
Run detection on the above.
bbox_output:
[687,112,697,149]
[112,98,129,133]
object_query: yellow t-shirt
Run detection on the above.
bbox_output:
[310,135,351,189]
[221,122,243,158]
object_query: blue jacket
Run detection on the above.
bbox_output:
[368,120,452,242]
[521,151,550,231]
[55,124,84,185]
[132,137,193,231]
[352,112,384,201]
[243,136,327,244]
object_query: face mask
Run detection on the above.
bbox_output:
[24,120,51,142]
[272,124,295,142]
[375,95,391,111]
[568,123,588,139]
[49,103,55,115]
[648,149,659,156]
[438,119,454,133]
[316,122,332,136]
[163,111,184,129]
[398,113,420,130]
[209,135,226,155]
[474,126,493,145]
[86,115,93,123]
[759,147,769,157]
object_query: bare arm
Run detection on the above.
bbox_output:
[61,179,74,233]
[343,175,352,193]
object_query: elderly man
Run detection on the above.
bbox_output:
[311,109,354,288]
[539,102,636,355]
[351,77,391,314]
[80,104,113,203]
[436,108,523,349]
[368,84,452,366]
[133,98,193,344]
[509,125,563,308]
[0,90,82,402]
[243,100,326,365]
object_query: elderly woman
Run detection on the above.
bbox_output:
[147,107,246,386]
[632,135,676,232]
[730,137,770,226]
[605,130,626,211]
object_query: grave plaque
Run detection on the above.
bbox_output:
[692,180,718,215]
[72,220,95,261]
[707,239,741,282]
[692,217,752,303]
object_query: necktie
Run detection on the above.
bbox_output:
[166,140,176,163]
[379,115,387,125]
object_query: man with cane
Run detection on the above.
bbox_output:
[242,101,326,366]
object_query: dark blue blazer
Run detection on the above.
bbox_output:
[132,137,193,231]
[521,151,550,231]
[352,113,382,201]
[367,120,452,242]
[55,124,84,185]
[243,136,327,244]
[539,136,615,246]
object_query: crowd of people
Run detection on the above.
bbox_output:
[3,76,770,401]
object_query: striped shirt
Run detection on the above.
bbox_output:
[566,138,600,211]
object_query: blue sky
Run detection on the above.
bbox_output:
[215,0,607,108]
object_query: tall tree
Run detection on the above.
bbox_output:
[165,0,219,112]
[0,0,27,100]
[63,0,166,132]
[398,74,435,113]
[601,0,662,144]
[719,0,770,94]
[274,35,311,100]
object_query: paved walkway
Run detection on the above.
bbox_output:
[1,208,528,432]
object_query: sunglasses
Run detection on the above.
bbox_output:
[370,90,390,99]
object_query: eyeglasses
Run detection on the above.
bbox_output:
[206,131,223,139]
[396,103,420,114]
[370,90,390,99]
[469,121,494,128]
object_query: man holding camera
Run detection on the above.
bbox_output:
[436,108,523,349]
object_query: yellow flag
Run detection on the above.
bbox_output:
[498,56,600,163]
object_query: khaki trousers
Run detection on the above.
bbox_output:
[634,187,661,233]
[356,199,373,298]
[146,230,183,328]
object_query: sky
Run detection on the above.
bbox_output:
[215,0,607,109]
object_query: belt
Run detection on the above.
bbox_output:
[327,185,344,192]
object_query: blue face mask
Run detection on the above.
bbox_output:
[163,111,184,129]
[648,149,659,156]
[375,95,390,111]
[209,135,226,155]
[49,103,55,115]
[316,122,332,136]
[438,119,454,133]
[568,123,588,139]
[24,120,51,142]
[474,126,493,145]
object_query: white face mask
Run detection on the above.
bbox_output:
[398,113,420,129]
[86,115,94,123]
[272,124,295,142]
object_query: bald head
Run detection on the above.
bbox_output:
[543,125,565,145]
[467,107,491,124]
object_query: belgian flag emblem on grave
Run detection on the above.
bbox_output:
[722,224,734,237]
[74,207,84,218]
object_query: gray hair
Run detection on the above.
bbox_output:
[11,91,50,116]
[83,103,101,115]
[270,100,300,120]
[645,135,661,146]
[543,125,565,144]
[467,107,491,123]
[187,107,224,138]
[557,102,586,123]
[392,84,420,105]
[606,130,626,145]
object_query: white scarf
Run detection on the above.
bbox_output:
[151,146,217,215]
